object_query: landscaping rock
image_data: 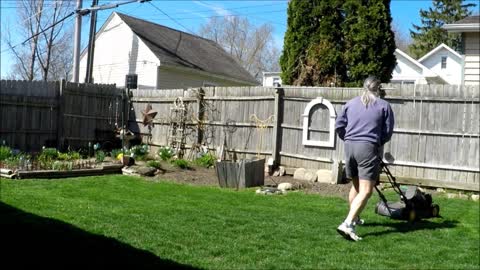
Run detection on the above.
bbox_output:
[277,182,293,191]
[316,169,332,184]
[436,188,445,193]
[122,166,156,177]
[458,193,469,200]
[471,194,479,202]
[293,168,318,182]
[137,167,157,177]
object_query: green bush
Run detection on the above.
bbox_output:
[146,160,162,170]
[96,150,106,163]
[171,159,190,169]
[158,146,174,161]
[194,153,216,168]
[57,151,81,161]
[131,144,149,160]
[39,148,58,160]
[38,148,59,169]
[0,146,13,161]
[3,153,30,169]
[52,161,73,171]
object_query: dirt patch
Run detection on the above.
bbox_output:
[139,161,352,199]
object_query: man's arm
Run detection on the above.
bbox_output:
[381,104,395,145]
[335,106,348,140]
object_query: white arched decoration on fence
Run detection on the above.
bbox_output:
[302,97,336,148]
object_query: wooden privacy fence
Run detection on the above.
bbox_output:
[0,80,122,152]
[0,80,478,191]
[129,84,479,191]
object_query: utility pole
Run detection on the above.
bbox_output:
[81,0,151,84]
[72,0,82,83]
[85,0,98,84]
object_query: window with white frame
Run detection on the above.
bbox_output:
[302,97,336,148]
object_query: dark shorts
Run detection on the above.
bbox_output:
[344,141,381,181]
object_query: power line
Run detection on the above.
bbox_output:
[1,11,75,54]
[148,1,194,34]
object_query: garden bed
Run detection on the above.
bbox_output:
[14,164,123,179]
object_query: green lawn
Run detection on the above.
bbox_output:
[0,175,478,269]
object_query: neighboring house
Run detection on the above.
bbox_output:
[443,15,480,85]
[418,43,463,85]
[79,12,258,89]
[391,48,447,85]
[262,72,282,87]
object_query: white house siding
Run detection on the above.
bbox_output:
[391,53,427,84]
[156,66,249,89]
[421,48,462,85]
[464,32,480,85]
[79,14,159,88]
[263,73,282,87]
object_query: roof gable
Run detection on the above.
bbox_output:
[394,49,440,78]
[418,43,462,63]
[115,12,258,85]
[395,49,427,73]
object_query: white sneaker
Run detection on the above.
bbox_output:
[353,216,365,226]
[337,222,362,241]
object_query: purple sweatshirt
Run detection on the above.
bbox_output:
[335,96,394,146]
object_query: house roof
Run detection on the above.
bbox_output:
[443,15,480,32]
[395,49,435,76]
[115,12,258,85]
[394,49,446,83]
[418,43,462,63]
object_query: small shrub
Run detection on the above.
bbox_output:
[39,148,59,160]
[57,151,81,161]
[158,146,174,161]
[38,148,59,169]
[52,161,73,171]
[0,146,12,161]
[171,159,190,169]
[131,144,149,160]
[147,160,162,170]
[3,154,30,169]
[194,152,216,168]
[96,150,106,163]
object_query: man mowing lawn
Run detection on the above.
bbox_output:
[335,75,395,241]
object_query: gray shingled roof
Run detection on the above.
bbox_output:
[115,12,258,85]
[454,15,480,24]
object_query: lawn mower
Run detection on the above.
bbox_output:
[374,161,440,222]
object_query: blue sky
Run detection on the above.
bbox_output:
[1,0,479,78]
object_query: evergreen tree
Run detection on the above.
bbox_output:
[280,0,346,86]
[409,0,475,59]
[280,0,396,86]
[342,0,397,86]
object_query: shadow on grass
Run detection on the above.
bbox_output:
[0,202,199,269]
[362,218,459,238]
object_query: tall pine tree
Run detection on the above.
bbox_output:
[280,0,396,86]
[409,0,475,59]
[280,0,345,86]
[342,0,397,86]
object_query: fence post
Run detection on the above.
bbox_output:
[271,87,284,168]
[56,80,66,150]
[196,87,205,145]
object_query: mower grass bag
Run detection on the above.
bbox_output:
[375,185,440,222]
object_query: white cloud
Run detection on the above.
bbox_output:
[193,1,233,18]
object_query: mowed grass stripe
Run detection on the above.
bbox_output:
[1,175,478,269]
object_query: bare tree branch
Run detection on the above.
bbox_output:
[199,16,280,81]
